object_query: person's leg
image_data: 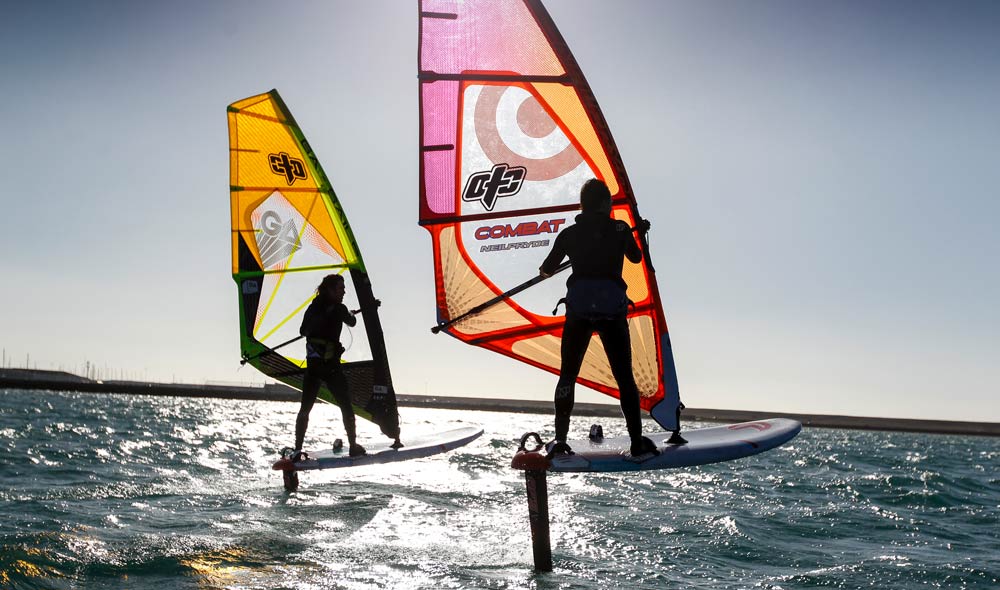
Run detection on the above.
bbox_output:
[295,367,322,452]
[554,315,591,443]
[328,370,363,455]
[597,318,647,450]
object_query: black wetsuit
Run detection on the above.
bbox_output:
[539,211,644,444]
[295,296,357,451]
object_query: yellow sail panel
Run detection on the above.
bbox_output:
[230,117,315,191]
[533,83,618,194]
[613,208,650,303]
[228,93,358,274]
[229,91,283,120]
[230,189,270,274]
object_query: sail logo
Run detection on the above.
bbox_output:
[269,152,307,185]
[241,279,260,295]
[462,163,526,211]
[472,86,585,182]
[256,210,301,268]
[474,218,566,240]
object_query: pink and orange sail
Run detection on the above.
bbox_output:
[417,0,682,430]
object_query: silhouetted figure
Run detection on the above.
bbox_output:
[294,274,365,458]
[539,179,659,457]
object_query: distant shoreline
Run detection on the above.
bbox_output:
[2,369,997,437]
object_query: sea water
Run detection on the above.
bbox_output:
[1,389,997,589]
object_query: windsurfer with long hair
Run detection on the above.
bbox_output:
[539,178,665,458]
[293,273,366,459]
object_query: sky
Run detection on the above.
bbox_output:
[1,0,998,422]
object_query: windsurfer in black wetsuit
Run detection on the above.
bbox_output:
[293,274,366,459]
[539,178,661,458]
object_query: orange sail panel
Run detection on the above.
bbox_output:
[417,1,682,430]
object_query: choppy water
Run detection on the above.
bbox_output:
[1,389,998,589]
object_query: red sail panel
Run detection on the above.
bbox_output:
[418,0,680,429]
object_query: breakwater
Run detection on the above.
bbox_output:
[2,369,997,437]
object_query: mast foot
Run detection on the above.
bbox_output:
[666,430,688,445]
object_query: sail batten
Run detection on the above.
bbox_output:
[418,0,681,430]
[419,202,582,227]
[419,73,571,84]
[232,264,354,278]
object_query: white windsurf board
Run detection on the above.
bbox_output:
[273,426,483,472]
[548,418,801,473]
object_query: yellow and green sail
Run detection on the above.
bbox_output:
[228,89,400,439]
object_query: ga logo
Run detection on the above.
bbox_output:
[462,163,526,211]
[269,152,307,185]
[256,210,301,268]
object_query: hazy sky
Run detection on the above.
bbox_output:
[1,1,997,422]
